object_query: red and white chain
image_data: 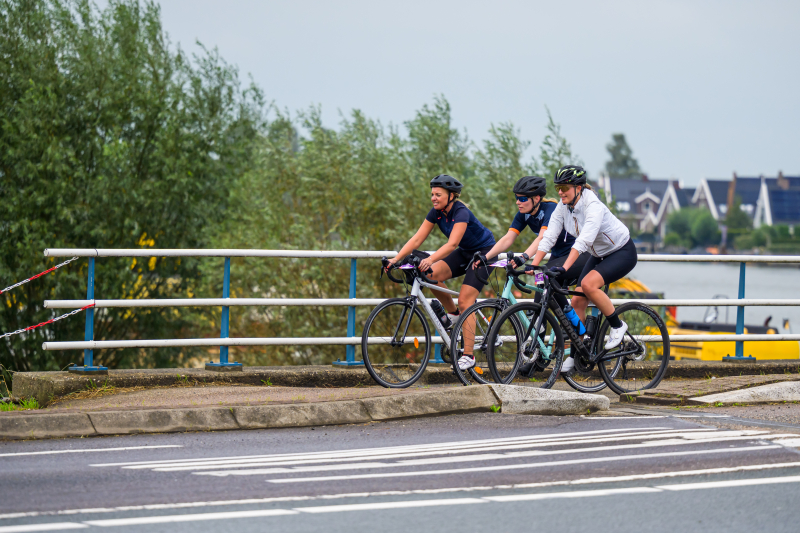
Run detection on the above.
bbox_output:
[0,303,95,341]
[0,256,80,295]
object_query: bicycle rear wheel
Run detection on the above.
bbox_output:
[486,302,564,388]
[597,301,670,395]
[450,300,508,385]
[362,298,431,388]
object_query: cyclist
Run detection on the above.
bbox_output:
[529,165,637,373]
[473,175,590,374]
[387,174,496,371]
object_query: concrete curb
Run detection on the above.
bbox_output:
[490,385,609,415]
[688,381,800,406]
[0,386,501,441]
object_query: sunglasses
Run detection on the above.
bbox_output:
[515,195,531,203]
[555,184,574,193]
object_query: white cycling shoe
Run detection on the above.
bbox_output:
[457,355,476,370]
[605,321,628,350]
[560,357,575,373]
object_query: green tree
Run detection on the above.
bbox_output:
[691,210,721,246]
[0,0,263,371]
[605,133,642,179]
[724,196,752,245]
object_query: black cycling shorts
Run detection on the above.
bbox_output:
[577,238,638,288]
[545,252,591,286]
[439,246,495,291]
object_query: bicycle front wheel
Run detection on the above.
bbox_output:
[486,302,564,388]
[450,299,508,385]
[362,298,431,388]
[597,301,670,395]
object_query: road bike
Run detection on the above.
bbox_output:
[449,253,563,388]
[485,266,670,395]
[363,255,509,388]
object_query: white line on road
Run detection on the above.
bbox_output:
[89,427,668,468]
[294,497,485,513]
[0,524,86,532]
[657,475,800,491]
[0,446,182,458]
[484,487,663,501]
[264,445,783,483]
[84,509,298,527]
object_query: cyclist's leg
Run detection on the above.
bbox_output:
[584,239,638,318]
[573,255,602,323]
[458,247,495,360]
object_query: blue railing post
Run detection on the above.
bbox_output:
[333,258,364,366]
[70,257,107,374]
[206,257,242,371]
[724,261,754,361]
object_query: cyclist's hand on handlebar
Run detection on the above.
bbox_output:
[385,256,400,271]
[418,257,434,273]
[471,251,488,270]
[510,252,529,268]
[545,265,566,277]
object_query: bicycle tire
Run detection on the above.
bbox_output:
[449,299,509,385]
[597,301,670,395]
[486,301,564,388]
[362,298,431,388]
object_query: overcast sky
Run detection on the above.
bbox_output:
[158,0,799,185]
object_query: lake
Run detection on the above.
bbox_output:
[630,261,800,333]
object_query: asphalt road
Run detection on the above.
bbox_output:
[2,411,800,533]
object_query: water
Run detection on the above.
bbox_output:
[630,262,800,333]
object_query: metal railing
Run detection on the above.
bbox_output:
[41,248,800,371]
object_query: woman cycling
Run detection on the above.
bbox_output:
[387,174,496,371]
[529,165,637,373]
[474,175,590,374]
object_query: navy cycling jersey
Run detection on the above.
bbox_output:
[510,200,574,258]
[425,201,496,252]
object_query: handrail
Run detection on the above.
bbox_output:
[43,298,800,308]
[40,248,800,370]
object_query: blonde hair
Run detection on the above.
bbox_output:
[453,193,470,209]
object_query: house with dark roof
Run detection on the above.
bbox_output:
[653,182,696,239]
[692,175,762,221]
[754,173,800,228]
[598,176,670,233]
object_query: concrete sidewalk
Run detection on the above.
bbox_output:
[622,373,800,405]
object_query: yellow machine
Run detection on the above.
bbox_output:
[609,278,799,361]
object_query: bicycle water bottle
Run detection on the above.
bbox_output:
[584,315,598,340]
[563,304,586,335]
[430,300,452,329]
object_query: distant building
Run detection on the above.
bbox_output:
[754,173,800,228]
[653,182,696,239]
[597,175,670,233]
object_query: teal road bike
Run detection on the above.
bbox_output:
[449,253,564,388]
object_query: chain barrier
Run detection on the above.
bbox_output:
[0,257,81,295]
[0,304,95,341]
[0,256,86,340]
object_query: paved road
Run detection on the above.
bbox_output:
[2,411,800,532]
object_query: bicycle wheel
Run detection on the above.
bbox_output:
[486,302,564,388]
[449,300,509,385]
[597,301,670,395]
[362,298,431,388]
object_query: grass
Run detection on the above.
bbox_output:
[261,378,272,387]
[0,398,40,411]
[490,405,501,413]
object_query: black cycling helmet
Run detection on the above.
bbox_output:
[513,175,547,198]
[429,174,463,193]
[553,165,588,186]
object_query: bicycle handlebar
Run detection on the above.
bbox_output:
[380,256,437,285]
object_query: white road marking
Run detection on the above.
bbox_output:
[657,475,800,491]
[83,509,298,527]
[484,487,662,501]
[774,438,800,447]
[195,433,789,477]
[265,445,782,483]
[0,446,181,458]
[90,427,668,467]
[295,497,485,513]
[0,524,86,532]
[151,429,721,472]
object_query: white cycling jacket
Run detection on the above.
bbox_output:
[538,189,630,258]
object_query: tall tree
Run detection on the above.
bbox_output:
[605,133,642,179]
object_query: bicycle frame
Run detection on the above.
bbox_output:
[406,277,460,351]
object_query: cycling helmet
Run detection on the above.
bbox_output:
[429,174,463,193]
[513,176,547,198]
[554,165,587,186]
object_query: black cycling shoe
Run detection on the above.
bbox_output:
[519,361,535,377]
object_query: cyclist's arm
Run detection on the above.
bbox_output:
[521,227,546,259]
[559,248,582,272]
[572,200,604,254]
[389,220,435,265]
[473,230,518,269]
[533,207,565,264]
[419,222,466,272]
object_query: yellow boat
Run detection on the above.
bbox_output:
[609,278,799,362]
